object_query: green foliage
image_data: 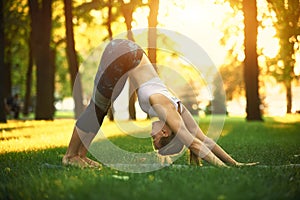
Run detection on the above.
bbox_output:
[208,74,227,114]
[4,0,30,96]
[1,116,300,199]
[219,63,244,100]
[213,0,246,102]
[266,0,300,82]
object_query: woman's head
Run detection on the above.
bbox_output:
[151,121,185,156]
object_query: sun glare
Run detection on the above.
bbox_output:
[294,51,300,76]
[131,0,283,69]
[120,0,293,117]
[258,26,279,58]
[131,0,231,66]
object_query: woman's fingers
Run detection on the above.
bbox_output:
[235,162,260,167]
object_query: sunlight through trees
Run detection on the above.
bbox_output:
[1,0,299,122]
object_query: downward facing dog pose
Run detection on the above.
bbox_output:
[63,39,258,168]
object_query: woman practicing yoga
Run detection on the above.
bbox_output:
[62,39,257,168]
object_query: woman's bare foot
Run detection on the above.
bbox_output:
[62,155,89,168]
[80,157,102,169]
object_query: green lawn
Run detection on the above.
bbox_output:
[0,116,300,200]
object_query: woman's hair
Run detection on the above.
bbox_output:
[151,121,185,156]
[158,133,175,148]
[151,121,202,165]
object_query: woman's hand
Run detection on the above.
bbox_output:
[234,162,259,167]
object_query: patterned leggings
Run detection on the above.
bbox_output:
[76,39,144,133]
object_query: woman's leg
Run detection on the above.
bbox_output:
[77,132,102,168]
[63,39,144,168]
[62,127,90,168]
[63,100,105,168]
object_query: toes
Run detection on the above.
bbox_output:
[62,156,89,168]
[81,157,102,169]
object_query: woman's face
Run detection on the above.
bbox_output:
[152,122,174,149]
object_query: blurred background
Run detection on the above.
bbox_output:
[0,0,299,122]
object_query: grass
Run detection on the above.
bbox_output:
[0,115,300,200]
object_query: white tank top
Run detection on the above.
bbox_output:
[137,77,181,117]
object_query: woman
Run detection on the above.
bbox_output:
[63,39,257,168]
[63,39,144,168]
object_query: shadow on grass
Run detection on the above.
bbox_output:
[0,125,35,132]
[0,134,31,141]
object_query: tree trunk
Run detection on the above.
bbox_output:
[49,48,56,117]
[280,36,294,114]
[23,32,33,116]
[121,1,135,41]
[63,0,84,119]
[0,0,7,123]
[280,31,295,114]
[121,1,137,120]
[29,0,54,120]
[147,0,159,71]
[107,0,113,41]
[106,0,114,121]
[285,80,292,113]
[3,46,12,99]
[3,1,11,100]
[242,0,262,121]
[129,82,137,120]
[145,0,159,119]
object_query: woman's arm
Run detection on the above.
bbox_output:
[149,94,227,167]
[180,105,238,165]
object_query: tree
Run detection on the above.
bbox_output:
[120,0,135,41]
[29,0,54,120]
[64,0,84,119]
[120,0,145,41]
[121,0,137,119]
[106,0,114,41]
[148,0,159,71]
[119,0,145,120]
[266,0,300,113]
[144,0,160,119]
[1,0,32,119]
[215,0,262,120]
[219,63,244,101]
[210,74,227,115]
[3,0,29,103]
[106,0,114,121]
[243,0,263,121]
[0,0,7,123]
[23,33,33,116]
